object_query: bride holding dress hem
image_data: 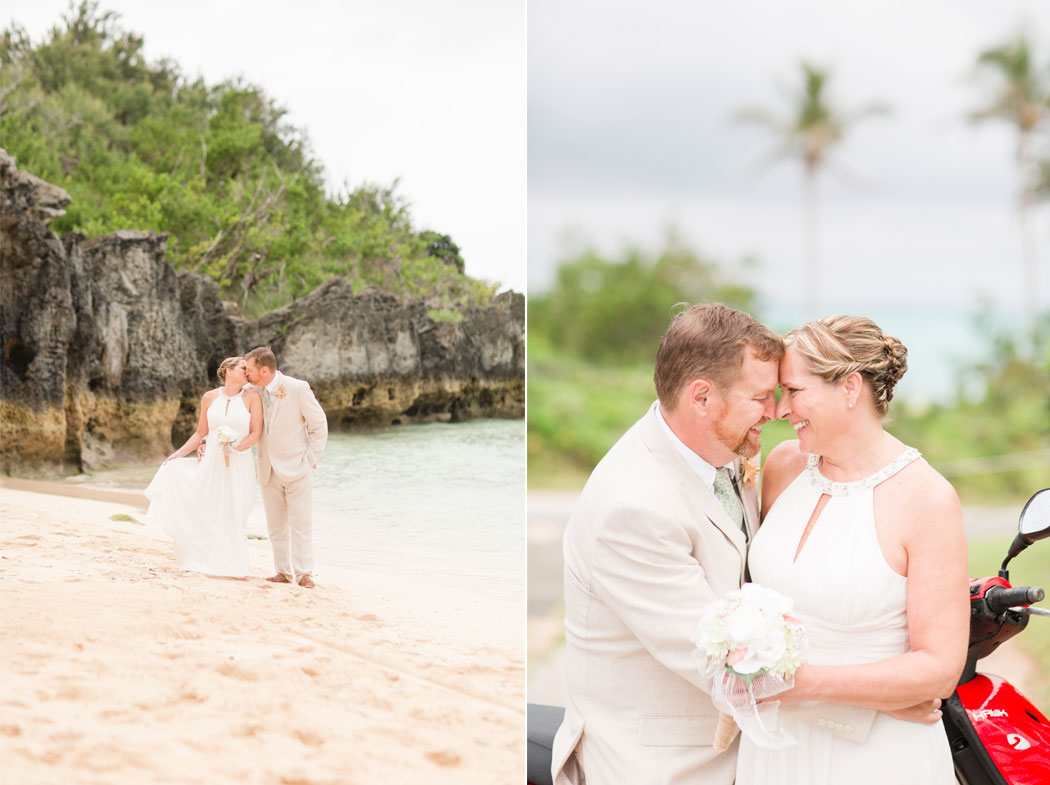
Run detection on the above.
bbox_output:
[145,356,264,578]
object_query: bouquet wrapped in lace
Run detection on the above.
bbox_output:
[690,583,807,751]
[214,426,237,467]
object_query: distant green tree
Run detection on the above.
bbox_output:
[734,61,889,314]
[529,233,757,365]
[0,1,497,314]
[420,231,465,274]
[971,35,1049,330]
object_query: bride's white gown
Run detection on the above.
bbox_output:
[737,448,955,785]
[145,390,254,577]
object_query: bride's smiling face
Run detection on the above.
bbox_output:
[776,347,849,451]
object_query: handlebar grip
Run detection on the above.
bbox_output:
[985,585,1045,614]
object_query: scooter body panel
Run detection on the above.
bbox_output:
[957,674,1050,782]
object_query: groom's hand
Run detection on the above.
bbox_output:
[885,698,943,724]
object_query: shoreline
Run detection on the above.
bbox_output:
[0,486,524,784]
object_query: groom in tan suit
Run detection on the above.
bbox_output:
[551,304,782,785]
[244,347,328,588]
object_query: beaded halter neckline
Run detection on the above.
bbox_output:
[806,447,921,497]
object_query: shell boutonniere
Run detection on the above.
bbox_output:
[740,457,760,489]
[274,385,286,399]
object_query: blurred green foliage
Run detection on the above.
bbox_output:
[0,2,497,313]
[528,232,757,365]
[528,244,1050,503]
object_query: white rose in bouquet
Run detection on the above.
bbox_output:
[214,426,237,467]
[691,583,807,750]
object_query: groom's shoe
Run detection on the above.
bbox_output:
[266,573,292,583]
[297,575,315,589]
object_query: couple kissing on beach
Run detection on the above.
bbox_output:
[145,347,329,588]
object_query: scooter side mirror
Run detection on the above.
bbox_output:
[1018,488,1050,541]
[1000,489,1050,578]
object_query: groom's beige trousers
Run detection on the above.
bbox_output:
[260,473,313,579]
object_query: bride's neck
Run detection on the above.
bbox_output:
[222,382,243,396]
[817,419,898,480]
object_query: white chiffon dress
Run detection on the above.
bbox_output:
[736,447,956,785]
[145,390,255,577]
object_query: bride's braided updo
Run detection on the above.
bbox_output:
[785,315,907,416]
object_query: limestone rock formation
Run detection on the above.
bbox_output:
[0,151,524,474]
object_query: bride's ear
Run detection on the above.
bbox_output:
[842,372,863,409]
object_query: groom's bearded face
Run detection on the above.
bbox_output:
[710,352,779,459]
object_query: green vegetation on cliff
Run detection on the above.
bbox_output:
[0,2,495,315]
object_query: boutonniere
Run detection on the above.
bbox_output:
[741,457,760,488]
[274,385,286,399]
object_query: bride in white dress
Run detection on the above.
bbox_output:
[146,356,264,578]
[736,316,968,785]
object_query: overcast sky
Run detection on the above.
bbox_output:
[5,0,526,294]
[529,0,1050,325]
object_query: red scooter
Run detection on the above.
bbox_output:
[527,488,1050,785]
[944,487,1050,783]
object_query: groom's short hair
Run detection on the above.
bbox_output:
[654,303,782,408]
[245,346,277,371]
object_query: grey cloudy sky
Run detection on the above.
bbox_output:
[5,0,526,294]
[529,0,1050,322]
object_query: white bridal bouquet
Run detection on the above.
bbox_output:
[691,583,807,750]
[214,426,237,467]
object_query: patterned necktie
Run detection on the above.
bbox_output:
[713,466,746,537]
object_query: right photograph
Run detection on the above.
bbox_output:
[526,3,1050,785]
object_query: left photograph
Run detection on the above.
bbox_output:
[0,1,526,782]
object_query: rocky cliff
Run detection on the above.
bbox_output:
[0,152,524,474]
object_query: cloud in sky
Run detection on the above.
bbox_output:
[4,0,526,293]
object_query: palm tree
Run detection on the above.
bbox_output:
[971,36,1048,330]
[734,61,889,315]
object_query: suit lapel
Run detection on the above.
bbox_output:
[735,457,761,542]
[636,403,748,559]
[265,372,283,429]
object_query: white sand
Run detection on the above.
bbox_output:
[0,486,524,785]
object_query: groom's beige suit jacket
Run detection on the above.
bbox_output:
[256,371,328,484]
[551,402,759,785]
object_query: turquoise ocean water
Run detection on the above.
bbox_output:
[244,419,525,593]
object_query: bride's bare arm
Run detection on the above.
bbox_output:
[759,440,808,522]
[164,390,218,462]
[779,466,969,711]
[233,390,263,452]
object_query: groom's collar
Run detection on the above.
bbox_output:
[653,401,734,493]
[264,371,282,393]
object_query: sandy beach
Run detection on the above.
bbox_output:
[0,485,524,785]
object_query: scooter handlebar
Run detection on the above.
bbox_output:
[984,585,1045,614]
